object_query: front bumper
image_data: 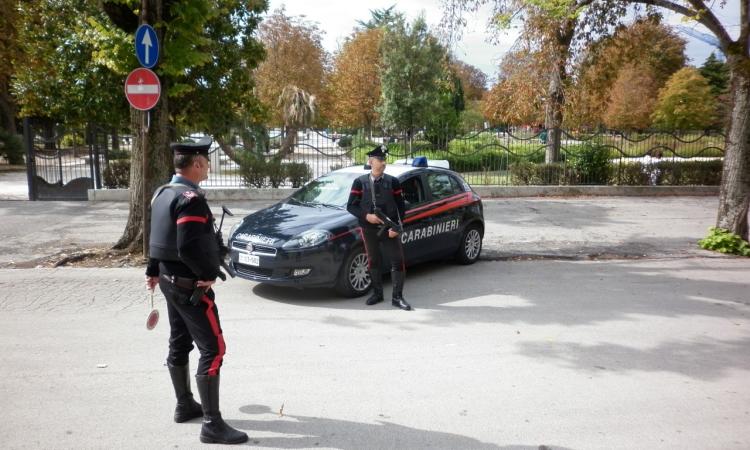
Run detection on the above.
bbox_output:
[230,240,347,288]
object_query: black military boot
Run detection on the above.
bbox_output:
[366,268,384,305]
[391,269,412,311]
[195,374,248,444]
[168,363,203,423]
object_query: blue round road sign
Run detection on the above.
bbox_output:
[135,24,159,68]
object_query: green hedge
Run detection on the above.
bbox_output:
[509,162,578,185]
[103,160,130,188]
[0,130,24,164]
[236,153,312,188]
[610,160,723,186]
[509,159,723,186]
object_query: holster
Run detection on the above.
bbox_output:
[189,287,207,306]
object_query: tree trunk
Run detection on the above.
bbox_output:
[111,128,119,151]
[0,82,16,134]
[113,98,171,253]
[279,126,297,158]
[716,57,750,240]
[544,20,575,163]
[215,135,242,162]
[113,0,171,255]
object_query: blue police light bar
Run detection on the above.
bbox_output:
[412,156,428,167]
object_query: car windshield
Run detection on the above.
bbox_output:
[289,172,360,208]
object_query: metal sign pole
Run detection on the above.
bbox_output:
[142,110,149,257]
[141,0,150,258]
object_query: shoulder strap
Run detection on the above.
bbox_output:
[150,182,191,206]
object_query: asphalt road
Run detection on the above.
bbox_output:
[0,258,748,449]
[2,171,747,449]
[0,195,722,267]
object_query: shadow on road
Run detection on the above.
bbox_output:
[251,258,750,381]
[229,404,570,450]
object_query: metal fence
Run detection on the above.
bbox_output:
[23,123,726,199]
[196,127,725,187]
[23,121,113,200]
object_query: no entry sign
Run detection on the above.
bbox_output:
[124,68,161,111]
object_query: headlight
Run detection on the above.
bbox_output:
[282,230,332,249]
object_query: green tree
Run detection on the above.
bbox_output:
[94,0,267,252]
[356,5,404,30]
[13,1,130,129]
[444,0,750,241]
[651,67,718,131]
[566,17,686,129]
[443,2,626,161]
[699,52,730,128]
[0,0,19,134]
[424,66,465,148]
[699,52,729,96]
[377,16,449,148]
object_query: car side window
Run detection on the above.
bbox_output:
[401,176,425,209]
[427,173,460,200]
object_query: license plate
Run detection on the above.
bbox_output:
[238,252,260,267]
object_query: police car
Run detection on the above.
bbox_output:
[228,157,484,296]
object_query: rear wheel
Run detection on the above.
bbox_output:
[335,246,371,297]
[456,224,482,264]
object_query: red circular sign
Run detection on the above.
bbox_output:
[124,68,161,111]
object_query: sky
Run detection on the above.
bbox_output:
[266,0,741,83]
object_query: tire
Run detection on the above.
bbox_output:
[455,224,482,265]
[335,246,371,297]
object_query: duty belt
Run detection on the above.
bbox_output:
[160,273,196,290]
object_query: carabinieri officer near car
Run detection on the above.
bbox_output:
[144,138,247,445]
[346,145,412,311]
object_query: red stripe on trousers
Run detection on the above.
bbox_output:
[176,216,208,225]
[357,227,371,269]
[201,295,226,376]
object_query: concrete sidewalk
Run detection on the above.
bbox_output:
[0,195,723,267]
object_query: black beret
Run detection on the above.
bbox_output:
[366,145,387,159]
[171,137,212,156]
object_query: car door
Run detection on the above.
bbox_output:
[397,174,429,263]
[405,171,467,259]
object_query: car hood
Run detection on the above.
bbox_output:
[231,201,351,244]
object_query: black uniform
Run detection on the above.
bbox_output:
[347,172,410,308]
[146,175,225,377]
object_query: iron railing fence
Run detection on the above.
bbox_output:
[193,127,725,188]
[25,124,725,196]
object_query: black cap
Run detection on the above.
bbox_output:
[171,137,212,157]
[366,145,387,160]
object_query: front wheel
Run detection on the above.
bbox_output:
[335,246,371,297]
[456,224,482,265]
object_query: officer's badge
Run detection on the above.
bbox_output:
[182,190,198,200]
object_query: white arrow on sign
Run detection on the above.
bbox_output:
[141,31,153,66]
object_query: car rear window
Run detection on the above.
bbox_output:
[427,172,463,200]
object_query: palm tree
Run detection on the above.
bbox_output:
[278,85,316,157]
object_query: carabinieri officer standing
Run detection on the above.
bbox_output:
[144,138,247,445]
[346,145,412,311]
